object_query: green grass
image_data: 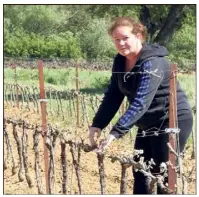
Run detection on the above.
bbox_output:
[4,67,196,145]
[4,67,196,109]
[4,67,195,111]
[178,73,196,107]
[4,67,111,95]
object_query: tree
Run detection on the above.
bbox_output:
[87,5,140,19]
[139,5,196,45]
[153,5,186,45]
[80,18,116,59]
[88,5,196,46]
[3,4,196,66]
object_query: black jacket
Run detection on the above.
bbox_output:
[92,44,192,138]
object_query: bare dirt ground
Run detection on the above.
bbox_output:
[3,104,196,194]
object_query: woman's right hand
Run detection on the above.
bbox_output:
[89,127,102,147]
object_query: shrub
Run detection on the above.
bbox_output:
[79,18,117,59]
[4,29,83,59]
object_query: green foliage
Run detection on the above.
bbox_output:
[46,76,58,85]
[4,29,83,58]
[21,6,63,35]
[4,67,112,93]
[147,5,171,22]
[4,5,25,28]
[4,67,38,82]
[91,75,110,90]
[178,74,195,107]
[183,5,196,26]
[4,5,69,35]
[4,28,29,57]
[87,5,140,19]
[4,67,195,109]
[3,5,196,70]
[63,5,92,34]
[167,23,196,70]
[80,18,116,59]
[44,69,71,85]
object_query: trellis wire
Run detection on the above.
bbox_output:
[4,117,193,194]
[4,61,195,194]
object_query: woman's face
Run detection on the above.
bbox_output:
[112,26,142,57]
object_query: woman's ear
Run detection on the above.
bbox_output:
[136,33,142,40]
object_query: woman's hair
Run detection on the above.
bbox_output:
[108,16,147,42]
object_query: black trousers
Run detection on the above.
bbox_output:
[133,117,193,194]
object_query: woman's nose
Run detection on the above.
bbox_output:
[119,39,125,46]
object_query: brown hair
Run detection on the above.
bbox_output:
[108,17,147,42]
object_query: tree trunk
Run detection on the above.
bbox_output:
[153,5,186,45]
[140,5,164,41]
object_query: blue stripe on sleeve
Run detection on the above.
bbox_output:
[118,61,152,125]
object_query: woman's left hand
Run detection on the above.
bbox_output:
[95,134,116,153]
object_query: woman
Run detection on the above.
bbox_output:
[89,17,193,194]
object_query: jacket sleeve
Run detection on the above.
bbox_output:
[110,59,164,138]
[91,71,125,130]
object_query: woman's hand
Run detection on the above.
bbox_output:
[95,134,116,153]
[89,127,102,147]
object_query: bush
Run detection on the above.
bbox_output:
[79,18,117,59]
[4,28,83,59]
[92,75,110,90]
[167,23,196,70]
[46,76,58,85]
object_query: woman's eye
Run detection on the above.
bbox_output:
[114,37,128,43]
[114,39,120,42]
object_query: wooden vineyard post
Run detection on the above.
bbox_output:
[76,63,79,127]
[38,60,49,194]
[13,64,19,108]
[168,64,177,194]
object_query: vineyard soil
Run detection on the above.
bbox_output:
[4,105,196,194]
